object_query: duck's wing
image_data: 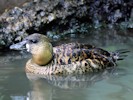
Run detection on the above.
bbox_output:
[53,45,115,67]
[53,43,95,53]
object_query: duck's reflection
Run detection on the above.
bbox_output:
[26,77,52,100]
[26,68,126,100]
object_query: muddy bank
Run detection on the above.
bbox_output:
[0,0,133,49]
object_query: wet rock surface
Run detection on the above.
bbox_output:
[0,0,30,14]
[0,0,133,49]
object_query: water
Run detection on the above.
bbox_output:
[0,29,133,100]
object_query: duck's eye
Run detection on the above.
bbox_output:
[29,39,38,44]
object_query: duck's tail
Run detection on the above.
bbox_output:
[112,49,130,61]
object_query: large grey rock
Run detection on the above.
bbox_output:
[0,0,132,49]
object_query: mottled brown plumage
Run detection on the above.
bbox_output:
[11,33,129,75]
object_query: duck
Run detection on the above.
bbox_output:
[10,33,129,75]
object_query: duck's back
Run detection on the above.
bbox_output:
[53,43,116,70]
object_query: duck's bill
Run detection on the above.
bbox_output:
[10,40,27,50]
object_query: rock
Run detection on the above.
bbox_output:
[0,0,132,49]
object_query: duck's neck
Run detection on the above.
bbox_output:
[32,42,53,66]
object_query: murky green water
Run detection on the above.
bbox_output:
[0,29,133,100]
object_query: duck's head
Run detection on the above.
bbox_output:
[10,33,53,66]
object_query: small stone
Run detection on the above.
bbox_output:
[46,31,54,38]
[40,11,45,17]
[47,13,55,22]
[114,9,122,18]
[53,35,60,40]
[15,36,22,41]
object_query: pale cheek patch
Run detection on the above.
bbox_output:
[53,48,57,53]
[26,44,30,52]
